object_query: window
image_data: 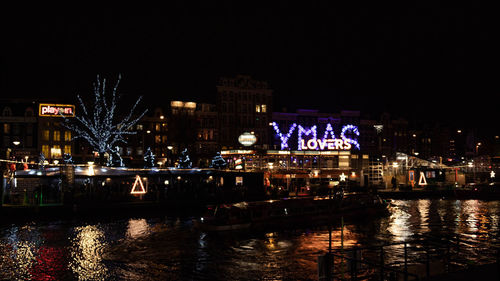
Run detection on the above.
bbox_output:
[26,124,33,135]
[25,108,34,117]
[2,107,12,116]
[3,124,10,134]
[155,123,161,131]
[42,130,50,141]
[26,136,33,147]
[261,104,267,113]
[53,131,61,141]
[136,124,143,131]
[64,131,71,141]
[51,145,62,158]
[64,145,71,155]
[255,104,261,113]
[155,135,161,143]
[42,145,50,157]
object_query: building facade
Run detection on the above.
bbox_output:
[216,75,273,149]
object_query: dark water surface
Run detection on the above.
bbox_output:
[1,199,499,280]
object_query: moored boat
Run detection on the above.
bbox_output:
[196,192,388,232]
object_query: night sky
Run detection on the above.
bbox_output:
[1,4,497,132]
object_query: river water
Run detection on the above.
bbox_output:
[1,199,499,280]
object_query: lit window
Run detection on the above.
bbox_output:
[255,104,261,113]
[3,124,10,134]
[51,145,62,158]
[261,104,267,113]
[64,131,71,141]
[42,130,50,141]
[136,124,143,131]
[53,131,61,141]
[42,145,50,157]
[64,145,71,154]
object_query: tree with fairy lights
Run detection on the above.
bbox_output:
[107,146,124,167]
[210,152,226,169]
[144,147,155,168]
[62,153,73,164]
[38,152,46,169]
[177,148,192,169]
[62,75,147,165]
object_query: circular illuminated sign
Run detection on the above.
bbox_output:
[238,132,257,146]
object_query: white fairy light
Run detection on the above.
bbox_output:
[61,75,147,163]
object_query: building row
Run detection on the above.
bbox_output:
[1,75,497,175]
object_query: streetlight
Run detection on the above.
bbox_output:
[167,145,173,166]
[11,141,20,161]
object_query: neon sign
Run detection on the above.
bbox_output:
[272,122,360,151]
[39,104,75,117]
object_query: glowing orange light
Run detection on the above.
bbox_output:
[130,175,146,194]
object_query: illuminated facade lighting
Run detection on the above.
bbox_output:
[272,122,360,151]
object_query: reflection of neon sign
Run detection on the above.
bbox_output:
[272,122,360,150]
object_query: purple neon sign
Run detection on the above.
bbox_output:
[272,122,360,150]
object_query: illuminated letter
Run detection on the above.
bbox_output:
[300,139,308,150]
[334,139,344,150]
[322,123,336,141]
[343,140,351,150]
[307,139,318,150]
[327,140,335,150]
[341,124,360,150]
[272,122,297,150]
[317,139,327,150]
[297,125,317,150]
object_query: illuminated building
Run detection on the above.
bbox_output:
[37,103,75,161]
[0,99,38,161]
[217,75,273,149]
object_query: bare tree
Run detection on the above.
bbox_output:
[62,75,147,165]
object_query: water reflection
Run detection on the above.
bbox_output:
[126,219,150,239]
[69,225,109,280]
[1,199,500,280]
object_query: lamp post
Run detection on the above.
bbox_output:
[12,141,20,161]
[167,145,173,167]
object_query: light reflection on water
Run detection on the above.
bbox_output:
[69,225,108,280]
[0,199,499,280]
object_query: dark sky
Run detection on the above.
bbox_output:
[1,4,497,132]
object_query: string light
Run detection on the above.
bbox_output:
[341,124,360,150]
[272,122,297,150]
[322,123,336,141]
[297,125,317,150]
[61,75,148,163]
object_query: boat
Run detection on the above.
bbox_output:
[196,192,388,232]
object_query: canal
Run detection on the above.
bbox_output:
[1,199,499,280]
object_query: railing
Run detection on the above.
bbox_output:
[319,233,500,281]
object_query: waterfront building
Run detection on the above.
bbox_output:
[0,99,38,162]
[195,103,218,167]
[37,102,75,161]
[216,75,273,150]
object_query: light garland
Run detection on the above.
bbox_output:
[322,123,336,141]
[272,122,297,150]
[340,124,360,150]
[297,125,317,150]
[61,75,148,162]
[272,122,360,151]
